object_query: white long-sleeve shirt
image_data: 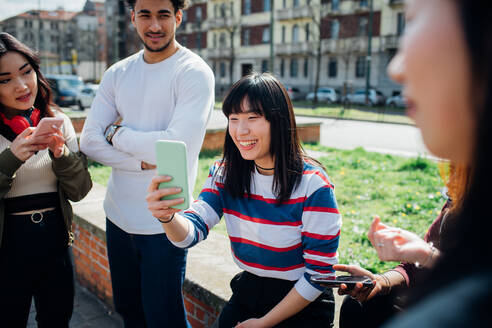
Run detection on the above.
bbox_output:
[80,47,215,234]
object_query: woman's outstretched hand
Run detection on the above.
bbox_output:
[368,216,435,266]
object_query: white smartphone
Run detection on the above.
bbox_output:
[32,117,64,137]
[155,140,190,210]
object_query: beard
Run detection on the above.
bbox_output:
[138,33,173,53]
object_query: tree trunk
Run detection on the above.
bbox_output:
[313,40,322,108]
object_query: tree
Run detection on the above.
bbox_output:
[220,2,241,87]
[307,1,330,108]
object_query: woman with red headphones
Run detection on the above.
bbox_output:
[0,32,92,327]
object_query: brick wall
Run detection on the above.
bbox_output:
[72,221,220,328]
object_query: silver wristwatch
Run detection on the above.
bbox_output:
[105,124,122,145]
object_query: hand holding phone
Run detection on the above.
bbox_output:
[310,275,374,289]
[32,117,65,157]
[32,117,64,138]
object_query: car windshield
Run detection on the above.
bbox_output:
[57,78,84,90]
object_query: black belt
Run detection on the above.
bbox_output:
[3,192,59,214]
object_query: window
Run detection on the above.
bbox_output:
[262,27,270,43]
[283,0,287,8]
[328,58,337,77]
[243,29,250,46]
[358,17,368,36]
[261,59,269,72]
[331,20,339,39]
[290,59,298,78]
[181,36,188,47]
[220,3,227,17]
[332,0,340,10]
[280,58,285,77]
[303,58,309,78]
[182,10,187,22]
[292,25,299,43]
[293,0,300,7]
[213,61,217,76]
[196,7,202,21]
[214,4,219,18]
[281,26,286,43]
[355,56,366,78]
[263,0,270,12]
[305,24,310,42]
[219,33,226,47]
[220,62,226,77]
[397,12,406,36]
[244,0,251,15]
[213,33,217,48]
[196,33,202,50]
[39,21,43,29]
[360,0,368,7]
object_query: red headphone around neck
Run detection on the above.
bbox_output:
[0,107,41,135]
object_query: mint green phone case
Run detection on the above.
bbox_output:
[155,140,189,210]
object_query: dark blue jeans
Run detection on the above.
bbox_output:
[106,219,190,328]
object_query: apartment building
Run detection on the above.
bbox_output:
[0,9,78,74]
[175,0,404,96]
[0,0,107,81]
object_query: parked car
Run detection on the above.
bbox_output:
[285,85,301,101]
[345,89,385,106]
[306,87,341,103]
[385,93,407,108]
[77,83,99,110]
[46,74,85,108]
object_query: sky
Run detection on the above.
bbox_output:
[0,0,89,21]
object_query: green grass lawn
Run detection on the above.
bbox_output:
[88,146,445,273]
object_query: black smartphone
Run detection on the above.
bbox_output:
[310,275,374,288]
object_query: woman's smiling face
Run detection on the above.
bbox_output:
[228,97,274,170]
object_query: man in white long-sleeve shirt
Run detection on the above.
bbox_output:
[79,0,214,326]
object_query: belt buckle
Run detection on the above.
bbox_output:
[31,211,44,224]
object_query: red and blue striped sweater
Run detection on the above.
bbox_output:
[173,160,342,301]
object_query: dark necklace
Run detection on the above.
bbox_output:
[255,163,275,171]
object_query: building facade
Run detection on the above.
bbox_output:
[101,0,404,96]
[0,0,107,81]
[174,0,404,97]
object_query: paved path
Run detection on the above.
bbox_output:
[207,110,431,158]
[27,279,123,327]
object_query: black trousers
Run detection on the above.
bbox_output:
[218,271,335,328]
[339,292,404,328]
[0,209,74,328]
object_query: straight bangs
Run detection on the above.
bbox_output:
[222,78,266,118]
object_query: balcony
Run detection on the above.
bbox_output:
[388,0,404,6]
[352,1,370,12]
[321,37,368,54]
[275,42,316,55]
[207,17,236,30]
[207,47,232,59]
[381,34,400,50]
[276,6,312,21]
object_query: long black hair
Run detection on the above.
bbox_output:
[0,32,56,118]
[220,72,305,204]
[409,0,492,303]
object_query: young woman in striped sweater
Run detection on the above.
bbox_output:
[147,72,341,328]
